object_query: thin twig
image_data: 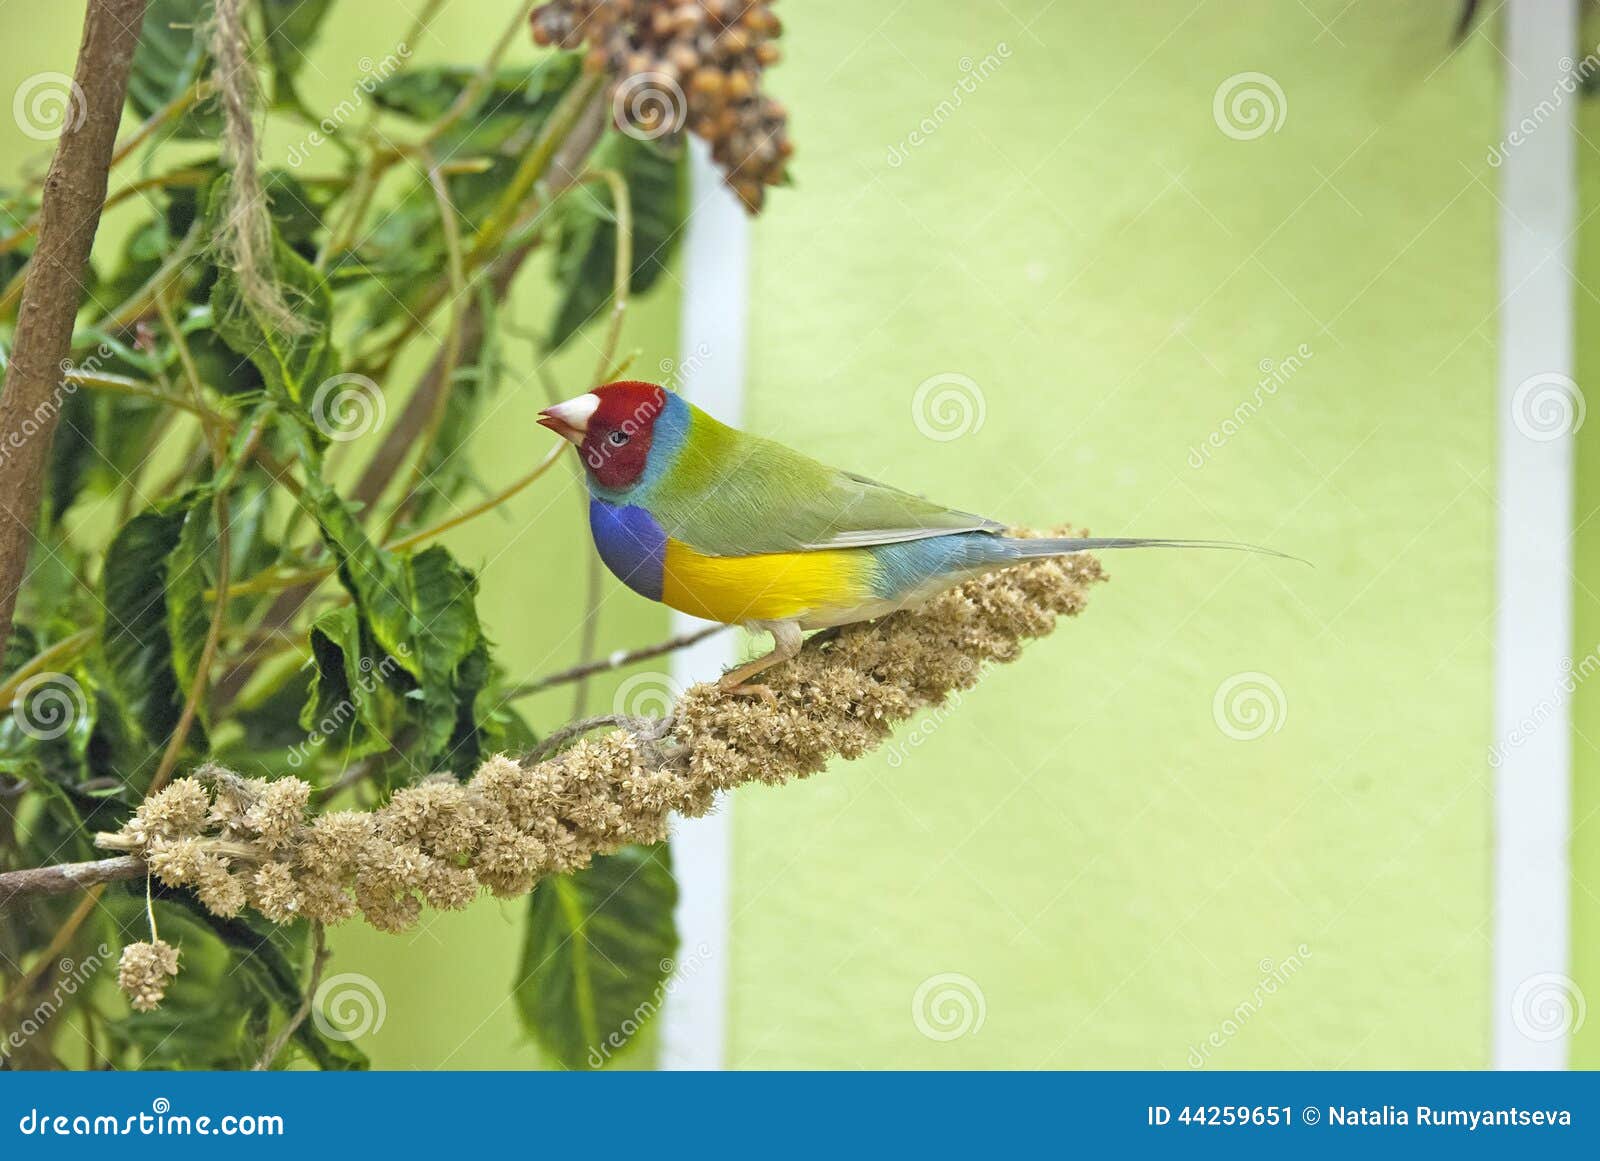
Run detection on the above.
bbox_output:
[218,442,566,599]
[0,884,105,1017]
[253,923,328,1070]
[505,623,727,702]
[147,290,233,795]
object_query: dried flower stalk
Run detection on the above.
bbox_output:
[94,547,1103,955]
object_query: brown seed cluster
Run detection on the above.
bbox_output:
[103,545,1104,1005]
[532,0,791,212]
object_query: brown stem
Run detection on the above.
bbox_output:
[0,0,149,673]
[0,857,145,910]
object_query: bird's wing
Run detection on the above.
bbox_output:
[643,425,1004,557]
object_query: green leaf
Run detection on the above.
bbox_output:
[166,498,215,726]
[207,175,340,410]
[100,496,210,765]
[373,56,581,152]
[352,56,582,323]
[44,381,96,526]
[127,0,223,139]
[299,604,396,763]
[302,477,487,765]
[515,843,679,1069]
[259,0,335,106]
[548,134,687,352]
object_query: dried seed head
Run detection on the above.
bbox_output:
[117,940,180,1013]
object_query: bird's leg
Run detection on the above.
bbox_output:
[718,621,804,703]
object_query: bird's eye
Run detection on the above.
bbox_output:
[607,430,629,447]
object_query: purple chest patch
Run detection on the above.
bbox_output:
[589,499,666,601]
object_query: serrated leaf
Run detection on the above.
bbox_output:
[515,843,679,1069]
[299,604,396,762]
[128,0,223,139]
[548,134,686,352]
[207,176,340,409]
[166,498,215,728]
[303,478,486,765]
[100,497,210,763]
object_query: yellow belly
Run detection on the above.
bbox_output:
[660,540,874,625]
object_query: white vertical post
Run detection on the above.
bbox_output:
[657,140,749,1070]
[1493,0,1576,1070]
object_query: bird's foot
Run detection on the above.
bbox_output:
[718,679,779,707]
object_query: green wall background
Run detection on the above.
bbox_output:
[4,0,1591,1069]
[730,0,1499,1068]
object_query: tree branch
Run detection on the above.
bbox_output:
[0,856,146,910]
[0,0,149,673]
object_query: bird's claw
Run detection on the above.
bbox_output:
[719,680,779,707]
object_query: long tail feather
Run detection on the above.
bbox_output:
[1009,536,1307,565]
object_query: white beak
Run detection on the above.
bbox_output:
[537,393,601,444]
